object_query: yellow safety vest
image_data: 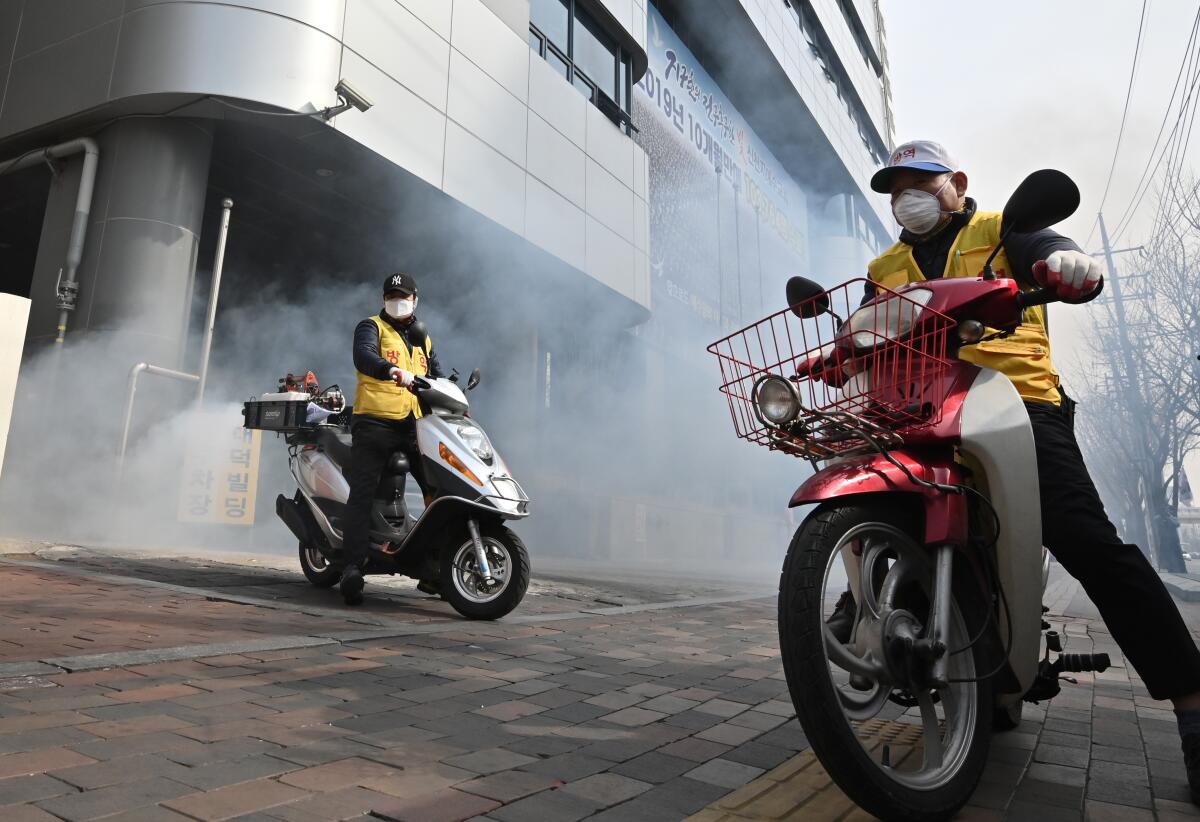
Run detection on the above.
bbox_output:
[354,316,432,421]
[867,210,1061,405]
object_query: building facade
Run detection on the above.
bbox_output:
[0,0,895,565]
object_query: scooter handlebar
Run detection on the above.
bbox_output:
[1017,286,1059,309]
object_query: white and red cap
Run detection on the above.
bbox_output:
[870,140,959,193]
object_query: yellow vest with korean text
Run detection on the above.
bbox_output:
[354,316,432,421]
[866,210,1061,405]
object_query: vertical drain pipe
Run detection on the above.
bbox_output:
[0,138,100,344]
[54,139,99,344]
[196,198,232,401]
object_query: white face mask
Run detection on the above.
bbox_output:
[892,177,953,235]
[385,296,416,319]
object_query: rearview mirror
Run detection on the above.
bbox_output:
[1002,169,1080,235]
[466,368,481,391]
[786,276,829,319]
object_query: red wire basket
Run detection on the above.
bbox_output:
[707,279,956,462]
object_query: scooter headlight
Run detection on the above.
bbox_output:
[754,375,801,426]
[454,420,493,461]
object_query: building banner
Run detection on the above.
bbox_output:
[634,6,809,343]
[177,418,262,525]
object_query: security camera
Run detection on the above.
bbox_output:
[335,79,373,113]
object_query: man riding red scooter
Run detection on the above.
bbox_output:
[859,144,1200,802]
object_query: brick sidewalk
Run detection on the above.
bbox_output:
[1,555,1199,820]
[0,554,799,821]
[689,573,1200,822]
[0,564,372,662]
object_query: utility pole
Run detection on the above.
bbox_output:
[1096,212,1170,569]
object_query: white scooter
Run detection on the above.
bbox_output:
[245,369,531,619]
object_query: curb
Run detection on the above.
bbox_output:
[1161,573,1200,602]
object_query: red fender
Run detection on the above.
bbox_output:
[789,450,968,547]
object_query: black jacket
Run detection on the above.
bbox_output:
[352,311,444,381]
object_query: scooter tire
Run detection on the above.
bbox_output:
[440,524,530,620]
[298,542,341,588]
[779,500,992,822]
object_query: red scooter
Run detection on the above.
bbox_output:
[709,170,1110,821]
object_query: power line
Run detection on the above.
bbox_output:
[1142,26,1200,242]
[1087,0,1151,250]
[1107,6,1200,236]
[1112,55,1200,245]
[1110,7,1200,243]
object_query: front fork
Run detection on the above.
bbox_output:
[844,543,955,688]
[467,517,496,586]
[926,545,955,687]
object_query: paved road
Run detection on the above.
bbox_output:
[0,544,1197,820]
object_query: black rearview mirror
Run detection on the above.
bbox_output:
[1002,169,1080,235]
[467,368,481,391]
[786,276,829,319]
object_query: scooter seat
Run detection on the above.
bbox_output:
[387,452,410,474]
[316,426,354,466]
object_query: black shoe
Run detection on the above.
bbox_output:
[1182,732,1200,805]
[340,566,364,606]
[416,579,441,597]
[826,589,857,644]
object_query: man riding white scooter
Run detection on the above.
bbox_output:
[340,272,443,605]
[836,140,1200,801]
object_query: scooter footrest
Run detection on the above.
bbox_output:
[1056,653,1110,674]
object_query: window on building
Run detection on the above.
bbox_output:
[786,0,886,165]
[529,0,634,133]
[574,11,619,102]
[531,0,569,51]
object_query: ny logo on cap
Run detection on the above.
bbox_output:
[390,275,403,287]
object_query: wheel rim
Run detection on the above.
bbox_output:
[817,522,979,792]
[450,537,513,604]
[303,546,329,572]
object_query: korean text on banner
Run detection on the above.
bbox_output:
[178,422,262,524]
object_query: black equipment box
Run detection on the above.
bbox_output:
[243,399,309,432]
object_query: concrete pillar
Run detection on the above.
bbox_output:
[28,118,213,368]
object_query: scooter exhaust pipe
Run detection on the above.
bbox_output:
[276,494,312,544]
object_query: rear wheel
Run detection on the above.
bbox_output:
[778,501,992,822]
[298,542,341,588]
[440,524,530,620]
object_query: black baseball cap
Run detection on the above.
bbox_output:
[383,272,417,296]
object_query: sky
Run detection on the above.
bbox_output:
[880,0,1200,488]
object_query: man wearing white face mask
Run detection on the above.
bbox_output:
[829,141,1200,800]
[339,272,444,605]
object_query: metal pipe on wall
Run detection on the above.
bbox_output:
[196,198,233,401]
[0,138,100,344]
[116,198,234,472]
[117,363,200,476]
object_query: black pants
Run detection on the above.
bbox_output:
[342,417,426,568]
[1028,396,1200,701]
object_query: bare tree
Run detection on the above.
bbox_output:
[1075,181,1200,572]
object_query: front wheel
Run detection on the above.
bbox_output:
[298,542,341,588]
[440,524,530,620]
[778,501,992,822]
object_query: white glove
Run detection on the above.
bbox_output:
[389,367,414,387]
[1034,250,1102,301]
